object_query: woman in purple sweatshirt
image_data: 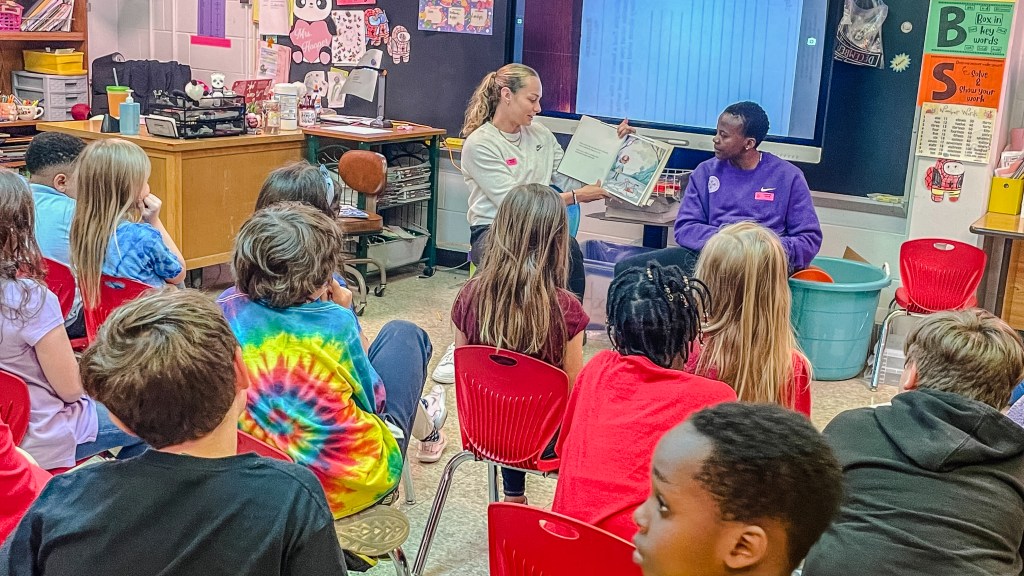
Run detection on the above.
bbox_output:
[615,101,822,275]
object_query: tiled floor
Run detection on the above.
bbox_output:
[204,264,900,576]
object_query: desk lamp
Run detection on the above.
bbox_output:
[342,49,390,128]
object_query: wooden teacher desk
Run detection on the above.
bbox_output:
[970,212,1024,329]
[37,120,306,271]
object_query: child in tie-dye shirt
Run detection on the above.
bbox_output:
[219,202,434,532]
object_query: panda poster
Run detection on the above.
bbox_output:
[418,0,493,35]
[915,102,994,164]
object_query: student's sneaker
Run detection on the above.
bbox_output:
[430,343,456,384]
[412,385,447,440]
[415,429,447,464]
[335,505,410,557]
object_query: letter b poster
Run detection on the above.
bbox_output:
[924,0,1014,58]
[917,54,1004,108]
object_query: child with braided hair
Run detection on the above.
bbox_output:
[551,262,736,540]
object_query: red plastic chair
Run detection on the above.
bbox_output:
[237,430,293,462]
[42,258,75,318]
[488,503,642,576]
[413,346,569,576]
[236,429,412,575]
[0,369,30,445]
[870,238,986,390]
[84,275,153,343]
[41,258,89,351]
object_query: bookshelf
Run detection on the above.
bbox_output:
[0,1,88,94]
[0,0,87,170]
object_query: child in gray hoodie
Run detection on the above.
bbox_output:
[804,309,1024,576]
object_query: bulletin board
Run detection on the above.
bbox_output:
[273,0,511,136]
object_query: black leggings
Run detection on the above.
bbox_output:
[612,245,700,278]
[470,225,586,301]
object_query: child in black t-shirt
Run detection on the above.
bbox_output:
[1,290,348,576]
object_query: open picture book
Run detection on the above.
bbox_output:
[556,115,675,206]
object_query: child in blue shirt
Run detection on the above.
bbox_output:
[26,131,87,337]
[69,139,185,309]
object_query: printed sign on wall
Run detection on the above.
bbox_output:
[924,0,1014,57]
[917,53,1004,107]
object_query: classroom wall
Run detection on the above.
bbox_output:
[88,0,151,61]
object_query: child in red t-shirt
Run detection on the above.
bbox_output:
[552,262,736,539]
[0,421,50,543]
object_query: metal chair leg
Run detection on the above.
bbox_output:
[388,546,411,576]
[342,263,368,315]
[347,257,388,297]
[412,450,475,576]
[487,462,500,503]
[401,457,416,505]
[871,308,907,391]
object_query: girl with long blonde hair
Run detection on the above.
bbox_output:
[450,183,590,502]
[69,139,185,308]
[689,221,812,415]
[0,169,145,470]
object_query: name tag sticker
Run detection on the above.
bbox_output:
[755,192,775,201]
[506,158,518,166]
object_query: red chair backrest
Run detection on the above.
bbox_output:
[237,430,294,462]
[84,275,153,342]
[899,238,986,312]
[488,503,642,576]
[42,258,75,318]
[454,346,568,473]
[0,369,30,445]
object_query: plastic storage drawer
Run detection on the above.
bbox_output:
[12,70,87,93]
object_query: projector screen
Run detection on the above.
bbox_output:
[512,0,837,163]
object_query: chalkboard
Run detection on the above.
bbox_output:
[283,1,511,137]
[797,0,930,197]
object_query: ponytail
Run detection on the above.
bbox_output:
[461,64,540,137]
[462,72,499,137]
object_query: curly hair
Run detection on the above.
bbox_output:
[0,170,47,325]
[25,131,86,176]
[722,101,770,146]
[606,262,710,368]
[232,202,344,308]
[688,403,843,570]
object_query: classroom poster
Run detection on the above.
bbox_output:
[417,0,493,35]
[258,0,291,36]
[917,53,1004,107]
[924,0,1014,57]
[915,102,995,163]
[256,44,292,85]
[331,10,366,65]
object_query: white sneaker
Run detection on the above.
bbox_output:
[431,343,456,384]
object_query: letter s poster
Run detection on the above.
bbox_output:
[917,54,1004,108]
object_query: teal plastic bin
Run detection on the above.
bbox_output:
[790,257,891,381]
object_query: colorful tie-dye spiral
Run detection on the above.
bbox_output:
[218,288,402,517]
